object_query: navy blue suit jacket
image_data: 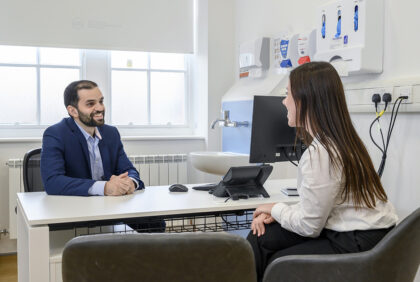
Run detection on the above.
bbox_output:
[40,118,143,196]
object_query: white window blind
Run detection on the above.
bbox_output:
[0,0,194,54]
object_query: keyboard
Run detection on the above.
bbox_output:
[192,183,218,191]
[225,184,270,199]
[226,185,262,198]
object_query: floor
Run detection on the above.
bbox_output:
[0,254,17,282]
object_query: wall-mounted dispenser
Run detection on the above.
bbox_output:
[297,29,317,65]
[314,0,384,76]
[239,37,270,78]
[273,33,299,71]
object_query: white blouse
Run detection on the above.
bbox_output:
[271,139,398,238]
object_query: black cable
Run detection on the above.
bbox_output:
[282,147,298,167]
[385,97,403,151]
[386,98,404,150]
[377,99,400,177]
[387,98,402,138]
[377,97,406,177]
[385,100,398,145]
[369,115,384,153]
[220,214,238,228]
[370,92,386,153]
[372,93,381,112]
[376,93,392,151]
[382,93,392,112]
[376,117,386,151]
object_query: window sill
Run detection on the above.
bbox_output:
[0,135,206,144]
[0,137,43,143]
[121,136,206,141]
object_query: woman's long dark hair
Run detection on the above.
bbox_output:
[289,62,387,208]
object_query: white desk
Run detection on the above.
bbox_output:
[17,178,298,282]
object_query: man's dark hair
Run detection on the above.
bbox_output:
[64,80,98,108]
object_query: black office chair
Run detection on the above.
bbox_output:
[263,207,420,282]
[23,148,44,192]
[62,232,257,282]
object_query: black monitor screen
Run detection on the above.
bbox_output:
[249,95,304,163]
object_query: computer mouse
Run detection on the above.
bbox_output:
[169,184,188,192]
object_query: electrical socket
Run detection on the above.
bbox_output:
[369,87,393,105]
[394,86,412,104]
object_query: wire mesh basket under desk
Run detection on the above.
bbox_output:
[49,210,254,237]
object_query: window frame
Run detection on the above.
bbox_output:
[0,47,196,138]
[109,52,191,128]
[0,47,83,127]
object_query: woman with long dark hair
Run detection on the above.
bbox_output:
[247,62,398,281]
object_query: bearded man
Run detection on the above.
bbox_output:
[41,80,142,196]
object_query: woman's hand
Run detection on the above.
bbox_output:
[251,213,269,237]
[253,203,276,219]
[251,203,277,236]
[251,213,275,236]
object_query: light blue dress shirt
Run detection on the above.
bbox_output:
[75,122,106,195]
[75,122,138,196]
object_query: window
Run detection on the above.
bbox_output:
[110,51,188,126]
[0,45,194,137]
[0,46,81,126]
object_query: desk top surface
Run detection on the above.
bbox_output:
[17,178,299,226]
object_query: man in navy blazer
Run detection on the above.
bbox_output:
[41,80,144,196]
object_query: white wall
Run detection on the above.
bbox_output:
[207,0,236,152]
[235,0,419,219]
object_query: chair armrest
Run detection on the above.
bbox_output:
[263,251,378,282]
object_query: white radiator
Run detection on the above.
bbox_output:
[7,159,23,240]
[128,154,188,186]
[7,154,188,239]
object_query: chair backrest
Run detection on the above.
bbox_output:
[62,232,257,282]
[263,207,420,282]
[23,148,44,192]
[367,207,420,282]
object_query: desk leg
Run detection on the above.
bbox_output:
[17,201,50,282]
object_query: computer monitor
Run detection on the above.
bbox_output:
[249,95,305,164]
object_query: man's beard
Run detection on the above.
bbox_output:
[77,109,105,127]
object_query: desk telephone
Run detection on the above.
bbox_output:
[193,165,273,200]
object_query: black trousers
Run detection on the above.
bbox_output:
[247,223,394,282]
[126,217,166,233]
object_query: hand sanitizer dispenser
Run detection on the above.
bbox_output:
[297,29,317,65]
[273,33,299,70]
[314,0,384,76]
[239,37,270,78]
